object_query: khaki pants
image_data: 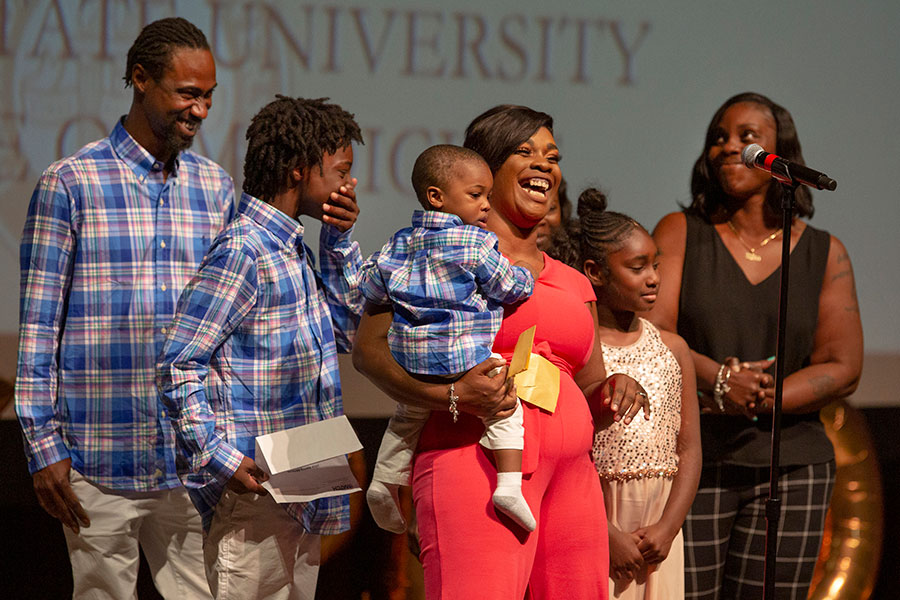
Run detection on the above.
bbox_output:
[204,489,321,600]
[64,470,211,600]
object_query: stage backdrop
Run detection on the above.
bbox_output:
[0,0,897,415]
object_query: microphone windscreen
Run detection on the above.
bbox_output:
[741,144,764,168]
[741,144,765,169]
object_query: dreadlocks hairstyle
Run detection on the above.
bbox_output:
[410,145,488,210]
[242,96,363,202]
[124,17,210,87]
[463,105,554,173]
[688,91,814,221]
[550,188,647,278]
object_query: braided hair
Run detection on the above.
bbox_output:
[124,17,209,87]
[243,96,363,201]
[550,188,646,277]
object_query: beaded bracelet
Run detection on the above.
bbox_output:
[448,382,459,423]
[713,363,733,412]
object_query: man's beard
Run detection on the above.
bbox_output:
[162,117,201,157]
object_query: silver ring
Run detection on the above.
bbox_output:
[637,391,648,398]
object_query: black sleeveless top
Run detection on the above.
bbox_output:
[678,212,834,466]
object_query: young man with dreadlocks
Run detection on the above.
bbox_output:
[15,17,233,599]
[157,95,364,599]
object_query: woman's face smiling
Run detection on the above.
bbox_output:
[489,127,561,229]
[708,102,777,201]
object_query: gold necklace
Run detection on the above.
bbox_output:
[726,221,782,262]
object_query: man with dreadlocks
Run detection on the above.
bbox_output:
[15,17,232,599]
[157,95,364,599]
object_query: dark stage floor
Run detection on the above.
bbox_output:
[2,412,897,599]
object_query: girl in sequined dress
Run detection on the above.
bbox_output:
[554,188,701,600]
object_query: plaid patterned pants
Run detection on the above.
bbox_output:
[683,460,835,600]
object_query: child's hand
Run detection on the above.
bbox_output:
[609,524,644,582]
[634,522,676,564]
[323,177,359,232]
[227,455,270,495]
[601,373,651,425]
[513,259,540,280]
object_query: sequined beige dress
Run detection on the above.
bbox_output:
[593,318,684,600]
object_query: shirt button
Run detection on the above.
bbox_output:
[159,199,165,206]
[161,327,168,335]
[161,284,167,291]
[160,410,167,419]
[160,240,166,248]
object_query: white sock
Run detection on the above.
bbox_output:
[493,471,536,532]
[366,480,407,533]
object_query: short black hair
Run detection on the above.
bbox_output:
[463,105,554,173]
[550,188,646,277]
[124,17,210,87]
[411,145,488,210]
[243,95,363,201]
[688,92,814,221]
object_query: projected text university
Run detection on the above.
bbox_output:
[5,1,650,85]
[2,1,651,191]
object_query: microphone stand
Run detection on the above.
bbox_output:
[762,173,800,600]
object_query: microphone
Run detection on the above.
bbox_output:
[741,143,837,191]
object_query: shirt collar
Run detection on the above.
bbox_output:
[110,116,180,180]
[238,193,305,248]
[411,209,464,229]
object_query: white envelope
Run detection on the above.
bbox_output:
[254,415,363,503]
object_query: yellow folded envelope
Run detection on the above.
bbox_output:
[507,326,561,414]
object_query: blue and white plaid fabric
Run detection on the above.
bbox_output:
[16,118,234,491]
[156,193,364,533]
[358,210,533,376]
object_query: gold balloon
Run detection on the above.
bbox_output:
[808,400,883,600]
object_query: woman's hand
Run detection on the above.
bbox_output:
[634,521,677,564]
[721,357,775,419]
[609,523,645,582]
[353,305,518,417]
[601,373,651,425]
[454,357,518,419]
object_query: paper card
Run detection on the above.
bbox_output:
[507,325,536,379]
[260,455,360,503]
[254,415,363,504]
[515,353,561,413]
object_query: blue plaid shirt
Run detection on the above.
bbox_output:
[358,210,533,376]
[15,118,234,491]
[156,193,364,533]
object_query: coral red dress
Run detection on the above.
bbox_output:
[413,254,609,599]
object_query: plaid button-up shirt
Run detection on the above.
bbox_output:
[358,210,533,376]
[156,193,364,533]
[15,118,234,491]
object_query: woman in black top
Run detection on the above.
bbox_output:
[649,92,863,600]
